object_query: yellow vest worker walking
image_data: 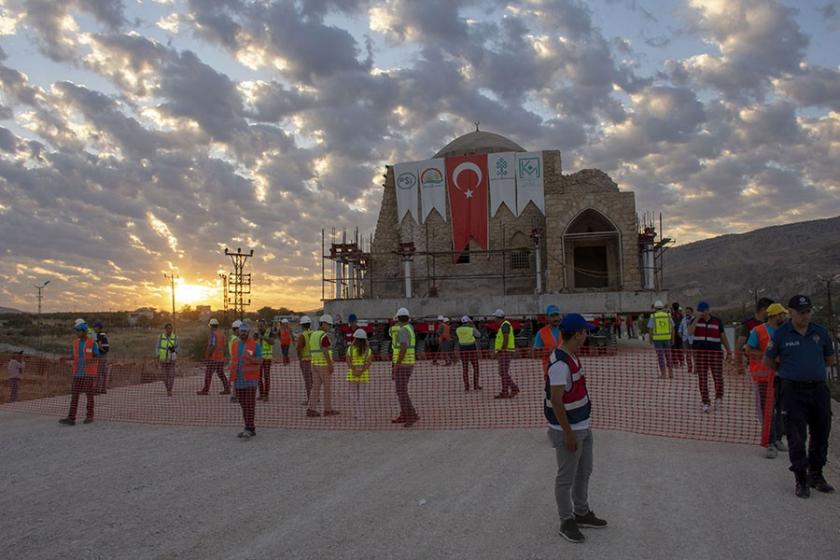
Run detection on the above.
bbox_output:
[391,307,419,427]
[346,328,373,419]
[493,309,520,399]
[456,316,481,391]
[256,319,276,401]
[647,301,675,379]
[156,323,179,397]
[296,316,313,405]
[306,315,339,418]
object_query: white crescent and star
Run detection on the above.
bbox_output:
[452,162,482,198]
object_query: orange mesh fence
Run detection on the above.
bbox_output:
[1,348,771,445]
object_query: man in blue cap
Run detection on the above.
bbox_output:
[764,294,835,497]
[546,313,607,544]
[59,320,100,426]
[689,301,732,413]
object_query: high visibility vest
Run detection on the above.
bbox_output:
[279,327,293,345]
[228,334,238,357]
[298,329,311,361]
[158,333,178,361]
[748,323,772,381]
[309,330,332,366]
[259,328,273,359]
[538,326,563,376]
[230,338,261,383]
[494,320,515,352]
[544,349,591,428]
[346,345,372,383]
[73,336,98,377]
[208,330,225,361]
[389,324,400,351]
[651,311,673,342]
[392,324,416,365]
[456,325,476,345]
[440,323,451,341]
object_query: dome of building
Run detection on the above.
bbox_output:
[433,130,526,159]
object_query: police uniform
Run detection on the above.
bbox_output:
[765,295,835,496]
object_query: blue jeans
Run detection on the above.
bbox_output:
[8,378,19,402]
[653,341,672,370]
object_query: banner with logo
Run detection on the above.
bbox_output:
[515,151,544,215]
[445,154,489,261]
[487,152,516,217]
[393,161,419,223]
[417,159,447,222]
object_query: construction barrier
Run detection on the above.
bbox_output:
[1,348,775,445]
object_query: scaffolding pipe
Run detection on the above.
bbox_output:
[348,262,356,298]
[404,257,412,298]
[535,247,543,293]
[335,259,343,299]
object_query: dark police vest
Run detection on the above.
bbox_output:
[544,349,591,429]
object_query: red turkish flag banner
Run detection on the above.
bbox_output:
[445,154,489,261]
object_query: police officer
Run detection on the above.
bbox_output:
[764,294,836,498]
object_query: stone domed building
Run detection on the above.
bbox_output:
[324,130,666,319]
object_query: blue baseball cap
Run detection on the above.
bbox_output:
[546,304,561,316]
[697,301,710,312]
[561,313,596,333]
[348,313,358,322]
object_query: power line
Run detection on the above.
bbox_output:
[225,247,253,320]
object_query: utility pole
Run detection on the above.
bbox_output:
[164,272,178,330]
[218,272,228,323]
[34,280,50,349]
[225,247,253,320]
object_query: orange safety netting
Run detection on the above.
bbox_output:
[1,348,772,445]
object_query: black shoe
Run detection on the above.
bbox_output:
[808,472,835,494]
[575,510,607,528]
[559,518,585,543]
[58,418,75,426]
[795,474,811,499]
[83,418,94,424]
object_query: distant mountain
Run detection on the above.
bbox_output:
[0,307,24,314]
[664,216,840,312]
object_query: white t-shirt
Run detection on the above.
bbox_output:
[7,358,23,379]
[547,354,590,431]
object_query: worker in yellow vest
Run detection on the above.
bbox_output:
[256,319,276,401]
[346,328,373,419]
[456,315,481,391]
[296,315,313,405]
[388,316,401,362]
[156,323,179,397]
[307,314,339,418]
[391,307,419,427]
[648,301,675,379]
[493,309,520,399]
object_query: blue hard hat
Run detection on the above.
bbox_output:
[546,304,560,316]
[74,322,88,332]
[348,313,358,322]
[697,301,710,312]
[560,313,596,333]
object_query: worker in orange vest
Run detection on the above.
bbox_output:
[197,318,231,395]
[278,318,293,365]
[230,322,262,439]
[533,305,563,377]
[746,302,788,457]
[59,319,101,426]
[437,316,453,366]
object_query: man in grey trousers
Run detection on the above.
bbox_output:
[545,313,607,543]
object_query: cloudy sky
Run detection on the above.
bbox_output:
[0,0,838,312]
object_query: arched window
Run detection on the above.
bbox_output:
[508,231,530,270]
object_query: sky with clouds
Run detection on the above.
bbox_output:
[0,0,838,312]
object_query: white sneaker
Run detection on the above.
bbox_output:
[714,398,722,410]
[775,439,787,451]
[703,404,711,413]
[765,445,778,459]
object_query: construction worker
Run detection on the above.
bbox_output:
[228,319,241,403]
[346,328,373,419]
[388,316,401,362]
[59,320,100,425]
[746,302,788,458]
[391,307,418,427]
[737,298,774,375]
[493,309,520,399]
[156,323,179,397]
[197,318,231,395]
[230,322,261,439]
[436,316,454,366]
[92,321,110,394]
[534,305,563,377]
[296,316,313,405]
[648,300,675,379]
[456,315,481,391]
[277,318,293,365]
[255,319,275,401]
[307,314,339,417]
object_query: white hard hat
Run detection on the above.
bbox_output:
[396,307,410,317]
[208,318,219,326]
[74,318,86,328]
[461,315,470,323]
[437,315,445,321]
[654,300,664,309]
[320,314,334,325]
[353,328,367,339]
[281,318,289,324]
[493,308,504,318]
[238,322,250,332]
[443,317,450,323]
[231,319,242,329]
[299,315,312,324]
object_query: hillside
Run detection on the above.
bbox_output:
[664,216,840,311]
[0,307,23,314]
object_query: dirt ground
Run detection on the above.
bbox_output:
[1,410,839,560]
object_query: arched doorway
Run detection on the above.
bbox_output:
[562,209,622,290]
